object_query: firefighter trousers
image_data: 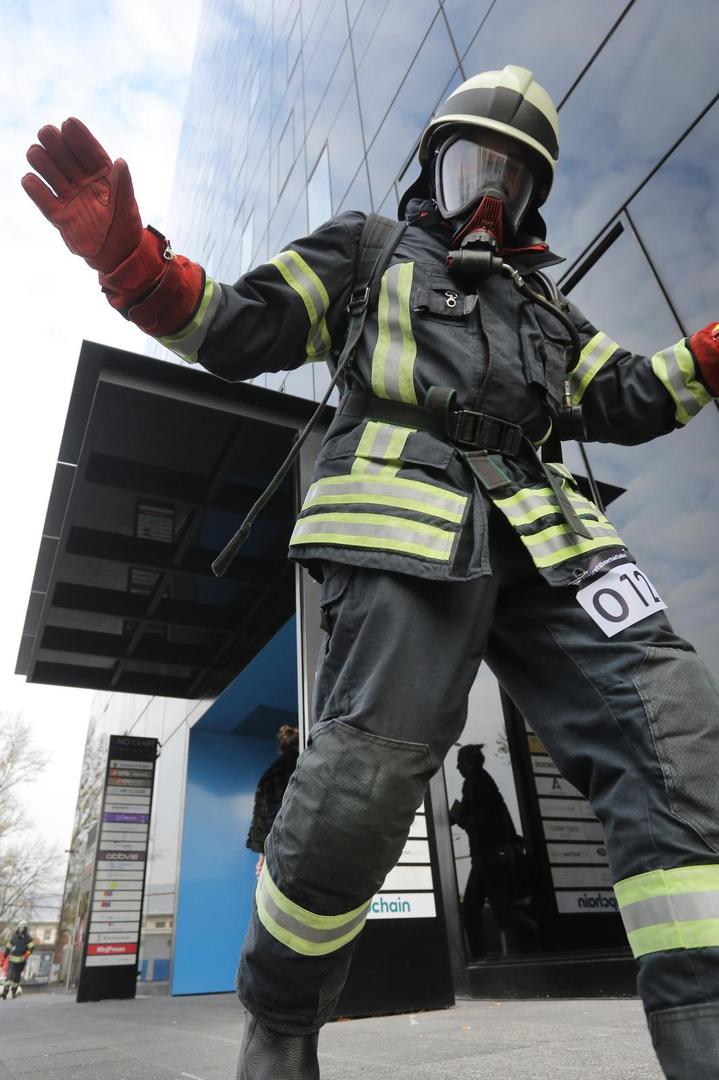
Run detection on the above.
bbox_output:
[237,508,719,1078]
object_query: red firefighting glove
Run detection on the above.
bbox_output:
[22,119,204,337]
[22,118,142,272]
[689,322,719,396]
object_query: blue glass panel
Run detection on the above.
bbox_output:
[282,363,315,401]
[547,0,719,264]
[308,146,333,230]
[461,0,626,104]
[629,101,719,333]
[567,225,719,674]
[350,0,391,67]
[327,85,366,210]
[365,20,458,208]
[440,0,493,59]
[337,161,373,215]
[355,0,440,145]
[304,43,355,172]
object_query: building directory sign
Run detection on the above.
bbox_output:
[76,735,157,1002]
[526,727,617,915]
[367,805,437,921]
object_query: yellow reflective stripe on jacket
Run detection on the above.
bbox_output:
[371,262,418,403]
[158,278,222,362]
[268,249,332,360]
[614,864,719,958]
[651,339,712,425]
[256,865,369,957]
[353,421,416,478]
[290,511,456,561]
[569,331,620,404]
[301,474,467,524]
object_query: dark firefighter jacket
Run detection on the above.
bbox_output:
[246,748,300,854]
[157,203,715,586]
[3,929,34,964]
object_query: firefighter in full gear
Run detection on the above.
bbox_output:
[1,924,34,999]
[21,65,719,1079]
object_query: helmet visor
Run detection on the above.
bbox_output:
[434,132,535,229]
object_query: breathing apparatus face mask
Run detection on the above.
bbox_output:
[433,129,535,236]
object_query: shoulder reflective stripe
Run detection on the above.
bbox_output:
[614,865,719,958]
[290,511,456,560]
[158,278,222,362]
[371,262,418,403]
[268,249,332,360]
[651,339,712,425]
[569,331,620,404]
[256,866,369,957]
[302,474,467,523]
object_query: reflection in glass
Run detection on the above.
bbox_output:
[240,213,254,275]
[629,101,719,332]
[308,146,332,231]
[547,0,719,262]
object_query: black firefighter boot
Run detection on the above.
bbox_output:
[237,1013,320,1080]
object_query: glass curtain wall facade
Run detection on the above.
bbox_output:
[102,0,719,981]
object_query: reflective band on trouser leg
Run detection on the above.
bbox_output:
[614,865,719,958]
[289,511,457,561]
[268,249,332,360]
[256,865,370,957]
[651,339,712,425]
[158,278,222,362]
[300,474,467,524]
[370,262,418,403]
[569,331,620,404]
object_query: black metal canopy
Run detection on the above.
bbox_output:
[16,342,324,699]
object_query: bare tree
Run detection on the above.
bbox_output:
[0,713,60,935]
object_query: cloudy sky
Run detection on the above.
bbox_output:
[1,0,202,863]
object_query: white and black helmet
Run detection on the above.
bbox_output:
[399,65,559,221]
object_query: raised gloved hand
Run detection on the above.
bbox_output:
[21,118,143,273]
[22,118,205,337]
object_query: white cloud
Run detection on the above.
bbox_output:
[1,0,201,852]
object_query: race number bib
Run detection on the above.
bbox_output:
[576,565,666,637]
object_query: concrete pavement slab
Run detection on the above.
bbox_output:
[0,990,664,1079]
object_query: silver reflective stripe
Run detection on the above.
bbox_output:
[569,331,620,404]
[356,421,414,460]
[494,486,558,526]
[371,262,418,403]
[290,512,455,560]
[268,249,332,359]
[303,474,466,523]
[259,876,369,948]
[158,278,222,362]
[525,522,619,557]
[650,340,712,425]
[620,890,719,935]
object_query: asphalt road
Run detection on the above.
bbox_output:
[0,989,664,1079]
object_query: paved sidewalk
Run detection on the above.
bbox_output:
[0,989,663,1079]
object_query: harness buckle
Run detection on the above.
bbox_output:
[449,409,523,456]
[347,285,370,315]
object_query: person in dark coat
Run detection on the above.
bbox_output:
[451,744,536,957]
[247,725,300,878]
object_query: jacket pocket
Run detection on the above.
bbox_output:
[521,303,570,404]
[412,265,478,322]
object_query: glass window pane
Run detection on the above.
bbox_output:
[439,0,494,60]
[355,0,441,145]
[546,0,719,263]
[365,19,458,209]
[629,101,719,333]
[308,147,333,230]
[337,160,373,215]
[326,85,366,211]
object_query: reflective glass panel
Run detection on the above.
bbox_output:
[308,146,333,230]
